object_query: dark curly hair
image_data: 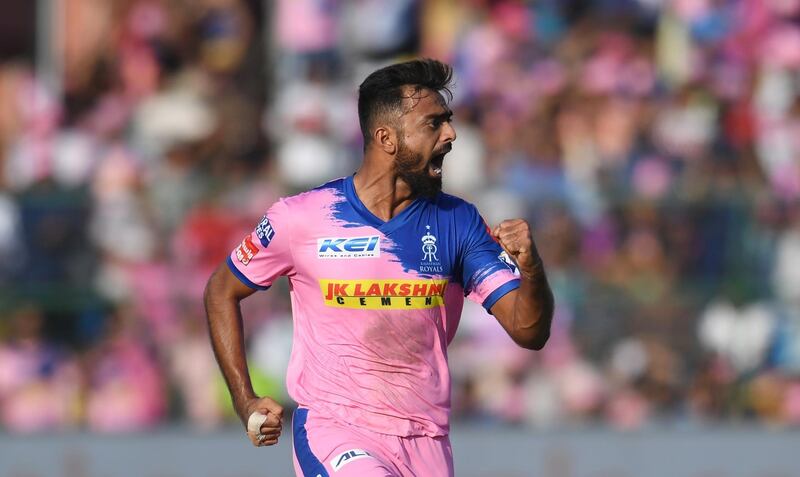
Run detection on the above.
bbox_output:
[358,58,454,146]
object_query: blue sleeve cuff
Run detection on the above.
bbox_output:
[226,256,270,291]
[482,279,521,312]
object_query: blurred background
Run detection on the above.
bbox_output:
[1,0,800,476]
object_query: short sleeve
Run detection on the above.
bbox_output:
[459,204,520,311]
[227,199,294,290]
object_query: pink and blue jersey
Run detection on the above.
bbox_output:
[228,175,519,437]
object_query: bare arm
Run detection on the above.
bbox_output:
[203,261,283,446]
[489,219,554,350]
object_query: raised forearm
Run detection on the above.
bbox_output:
[492,219,555,350]
[512,260,554,350]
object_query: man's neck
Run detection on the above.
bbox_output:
[353,158,416,222]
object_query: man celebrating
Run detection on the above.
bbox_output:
[204,59,554,477]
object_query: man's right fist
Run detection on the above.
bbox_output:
[243,396,284,447]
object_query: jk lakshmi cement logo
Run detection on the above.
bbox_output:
[319,279,448,309]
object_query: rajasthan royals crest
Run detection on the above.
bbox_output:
[420,225,443,273]
[421,225,439,262]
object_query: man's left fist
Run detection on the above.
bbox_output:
[492,219,541,279]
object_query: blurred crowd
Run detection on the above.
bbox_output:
[2,0,800,433]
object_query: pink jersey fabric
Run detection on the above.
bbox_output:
[228,177,519,437]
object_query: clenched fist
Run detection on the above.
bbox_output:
[492,219,542,280]
[242,396,284,447]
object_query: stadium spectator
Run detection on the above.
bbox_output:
[2,0,800,432]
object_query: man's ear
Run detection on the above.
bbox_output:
[374,126,398,155]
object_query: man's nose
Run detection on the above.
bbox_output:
[442,121,457,143]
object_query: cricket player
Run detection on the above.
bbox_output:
[204,58,554,476]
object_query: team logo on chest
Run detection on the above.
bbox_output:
[420,225,443,273]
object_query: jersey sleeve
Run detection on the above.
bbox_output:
[459,204,521,311]
[227,199,294,290]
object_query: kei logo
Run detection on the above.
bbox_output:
[317,236,380,259]
[330,449,372,472]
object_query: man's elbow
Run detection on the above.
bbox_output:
[517,330,550,351]
[203,267,228,313]
[517,302,554,350]
[532,330,550,350]
[203,271,217,307]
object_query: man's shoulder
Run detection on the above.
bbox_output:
[432,191,478,216]
[279,177,346,210]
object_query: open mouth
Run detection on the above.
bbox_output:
[429,147,451,177]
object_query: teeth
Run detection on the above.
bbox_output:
[433,167,442,175]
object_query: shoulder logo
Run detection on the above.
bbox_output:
[498,251,520,276]
[330,448,372,472]
[255,216,275,247]
[235,236,259,266]
[317,236,380,259]
[420,225,443,273]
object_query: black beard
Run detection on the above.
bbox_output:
[395,145,442,199]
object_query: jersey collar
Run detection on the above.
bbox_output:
[342,174,427,235]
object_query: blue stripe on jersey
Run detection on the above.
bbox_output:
[226,257,270,291]
[312,178,360,229]
[293,408,330,477]
[332,175,515,291]
[482,278,521,311]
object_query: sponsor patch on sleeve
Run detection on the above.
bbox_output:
[235,236,259,266]
[498,251,520,276]
[255,216,275,247]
